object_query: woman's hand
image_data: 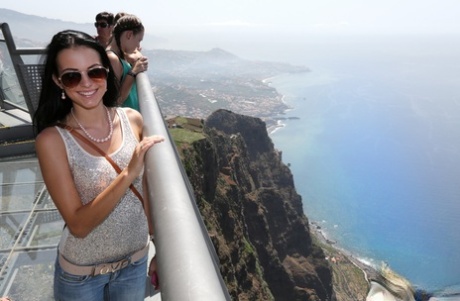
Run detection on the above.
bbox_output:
[138,135,165,152]
[128,135,165,176]
[125,49,143,65]
[149,256,160,290]
[132,56,148,75]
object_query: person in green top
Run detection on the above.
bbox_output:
[106,14,148,111]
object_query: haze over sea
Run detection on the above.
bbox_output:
[230,34,460,292]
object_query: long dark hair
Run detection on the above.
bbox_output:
[33,29,120,134]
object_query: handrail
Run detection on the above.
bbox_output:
[0,22,46,116]
[0,23,47,56]
[137,73,231,301]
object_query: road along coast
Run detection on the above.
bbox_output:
[309,221,376,301]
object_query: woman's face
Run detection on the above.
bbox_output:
[122,30,144,54]
[53,46,108,109]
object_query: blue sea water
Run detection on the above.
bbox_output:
[265,35,460,291]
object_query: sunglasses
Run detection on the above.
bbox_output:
[94,22,109,28]
[59,67,109,89]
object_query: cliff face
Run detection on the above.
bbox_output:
[178,109,334,301]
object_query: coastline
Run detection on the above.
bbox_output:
[265,93,298,135]
[266,85,436,298]
[309,221,375,300]
[266,119,286,135]
[310,221,378,279]
[265,74,378,298]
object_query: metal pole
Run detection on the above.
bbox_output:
[137,73,231,301]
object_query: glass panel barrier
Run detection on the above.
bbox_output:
[0,40,26,111]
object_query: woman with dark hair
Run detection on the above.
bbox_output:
[106,14,148,111]
[112,12,144,65]
[34,29,163,300]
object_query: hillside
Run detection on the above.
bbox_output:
[169,110,371,300]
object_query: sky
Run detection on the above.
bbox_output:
[2,0,460,36]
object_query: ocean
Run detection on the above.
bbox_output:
[257,34,460,292]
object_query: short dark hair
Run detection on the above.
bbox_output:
[95,11,114,25]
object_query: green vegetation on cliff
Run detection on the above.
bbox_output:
[168,111,370,301]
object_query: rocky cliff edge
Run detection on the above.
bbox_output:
[171,109,334,301]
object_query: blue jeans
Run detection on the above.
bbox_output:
[53,254,148,301]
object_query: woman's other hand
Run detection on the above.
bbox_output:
[128,135,165,175]
[149,256,159,290]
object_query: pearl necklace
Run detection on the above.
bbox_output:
[71,106,113,143]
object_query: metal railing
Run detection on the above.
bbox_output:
[138,73,231,301]
[0,23,46,117]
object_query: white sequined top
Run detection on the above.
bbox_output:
[55,108,149,265]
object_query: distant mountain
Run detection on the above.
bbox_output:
[145,47,309,80]
[0,8,308,78]
[0,8,160,48]
[0,8,309,128]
